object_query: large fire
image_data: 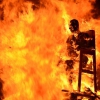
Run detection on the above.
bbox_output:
[0,0,100,100]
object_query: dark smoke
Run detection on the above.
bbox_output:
[92,0,100,19]
[26,0,45,10]
[27,0,100,19]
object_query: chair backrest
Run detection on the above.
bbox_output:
[78,30,96,92]
[85,30,95,49]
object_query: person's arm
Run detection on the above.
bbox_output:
[66,35,78,57]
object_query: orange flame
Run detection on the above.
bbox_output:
[0,0,100,100]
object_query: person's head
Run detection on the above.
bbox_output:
[69,19,79,33]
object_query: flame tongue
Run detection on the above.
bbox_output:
[0,0,100,100]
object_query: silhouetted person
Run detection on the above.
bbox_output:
[65,19,92,84]
[66,19,92,69]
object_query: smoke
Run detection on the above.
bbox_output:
[92,0,100,19]
[0,0,96,21]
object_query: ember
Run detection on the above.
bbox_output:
[0,0,100,100]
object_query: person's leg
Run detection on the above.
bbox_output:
[65,60,74,70]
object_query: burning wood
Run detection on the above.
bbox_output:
[62,88,100,100]
[62,19,98,99]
